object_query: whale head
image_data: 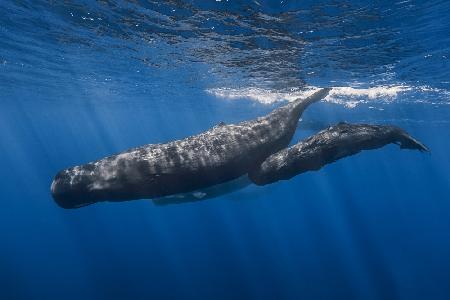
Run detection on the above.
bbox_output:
[51,165,99,209]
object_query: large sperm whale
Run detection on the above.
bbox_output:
[51,88,331,208]
[51,88,428,208]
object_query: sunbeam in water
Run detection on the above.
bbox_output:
[1,1,450,299]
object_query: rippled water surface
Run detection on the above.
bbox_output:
[1,1,450,299]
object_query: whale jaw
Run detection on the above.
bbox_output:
[51,170,97,209]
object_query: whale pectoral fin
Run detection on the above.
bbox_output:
[152,176,252,205]
[152,192,208,206]
[248,123,429,185]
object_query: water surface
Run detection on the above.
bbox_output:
[1,1,450,299]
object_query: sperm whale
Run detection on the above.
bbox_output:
[249,122,429,185]
[51,88,331,208]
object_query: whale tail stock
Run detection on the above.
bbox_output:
[295,87,332,109]
[272,87,331,132]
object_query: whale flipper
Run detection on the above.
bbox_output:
[152,176,252,205]
[248,123,428,185]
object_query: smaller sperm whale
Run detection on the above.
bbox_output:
[249,122,429,185]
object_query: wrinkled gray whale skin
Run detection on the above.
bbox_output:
[51,88,331,208]
[249,122,429,185]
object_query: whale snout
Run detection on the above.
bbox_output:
[50,170,96,209]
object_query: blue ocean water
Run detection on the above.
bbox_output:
[1,0,450,299]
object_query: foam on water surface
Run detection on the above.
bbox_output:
[207,85,449,108]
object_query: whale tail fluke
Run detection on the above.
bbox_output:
[282,88,331,123]
[396,129,430,153]
[297,87,332,108]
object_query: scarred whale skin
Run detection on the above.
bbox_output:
[248,122,429,185]
[51,88,331,208]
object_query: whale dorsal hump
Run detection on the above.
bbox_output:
[214,121,226,128]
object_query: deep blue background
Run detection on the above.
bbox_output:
[1,1,450,299]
